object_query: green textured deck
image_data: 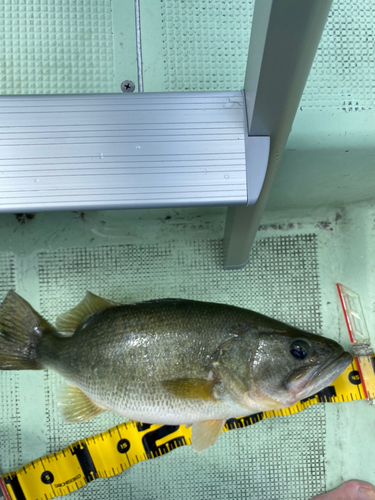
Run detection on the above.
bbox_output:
[0,0,374,498]
[0,204,374,499]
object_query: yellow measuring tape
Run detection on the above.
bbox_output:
[2,356,374,500]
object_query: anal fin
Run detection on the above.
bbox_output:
[58,385,107,423]
[191,419,226,453]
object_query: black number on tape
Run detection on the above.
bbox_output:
[41,471,54,485]
[349,370,361,385]
[117,439,130,454]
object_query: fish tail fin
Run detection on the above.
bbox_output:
[0,291,53,370]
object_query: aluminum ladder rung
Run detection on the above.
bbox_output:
[0,91,269,213]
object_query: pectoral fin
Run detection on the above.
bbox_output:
[191,419,226,453]
[56,291,117,334]
[212,360,249,407]
[161,379,216,401]
[58,385,107,423]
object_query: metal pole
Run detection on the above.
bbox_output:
[134,0,144,92]
[223,0,333,268]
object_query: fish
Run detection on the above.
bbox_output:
[0,291,352,453]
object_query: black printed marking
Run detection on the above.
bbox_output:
[348,370,361,385]
[41,471,54,484]
[117,439,130,454]
[300,385,337,404]
[71,442,98,483]
[140,425,184,457]
[226,413,264,429]
[4,475,27,500]
[136,422,152,432]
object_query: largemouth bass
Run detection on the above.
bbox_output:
[0,291,352,452]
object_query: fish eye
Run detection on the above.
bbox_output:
[290,340,311,360]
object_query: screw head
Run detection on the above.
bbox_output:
[121,80,135,93]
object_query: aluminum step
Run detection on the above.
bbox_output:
[0,91,269,213]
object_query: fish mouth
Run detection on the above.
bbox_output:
[286,350,353,398]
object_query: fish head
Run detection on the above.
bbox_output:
[212,325,352,412]
[248,328,353,409]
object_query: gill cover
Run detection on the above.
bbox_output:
[211,330,258,407]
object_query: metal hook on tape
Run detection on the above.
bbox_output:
[337,283,375,404]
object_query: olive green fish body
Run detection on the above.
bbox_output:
[40,300,262,424]
[0,292,353,452]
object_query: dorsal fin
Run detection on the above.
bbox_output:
[56,291,117,335]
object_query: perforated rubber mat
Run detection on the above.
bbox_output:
[158,0,375,110]
[35,235,326,500]
[0,254,21,473]
[3,0,373,109]
[0,0,116,95]
[160,0,253,92]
